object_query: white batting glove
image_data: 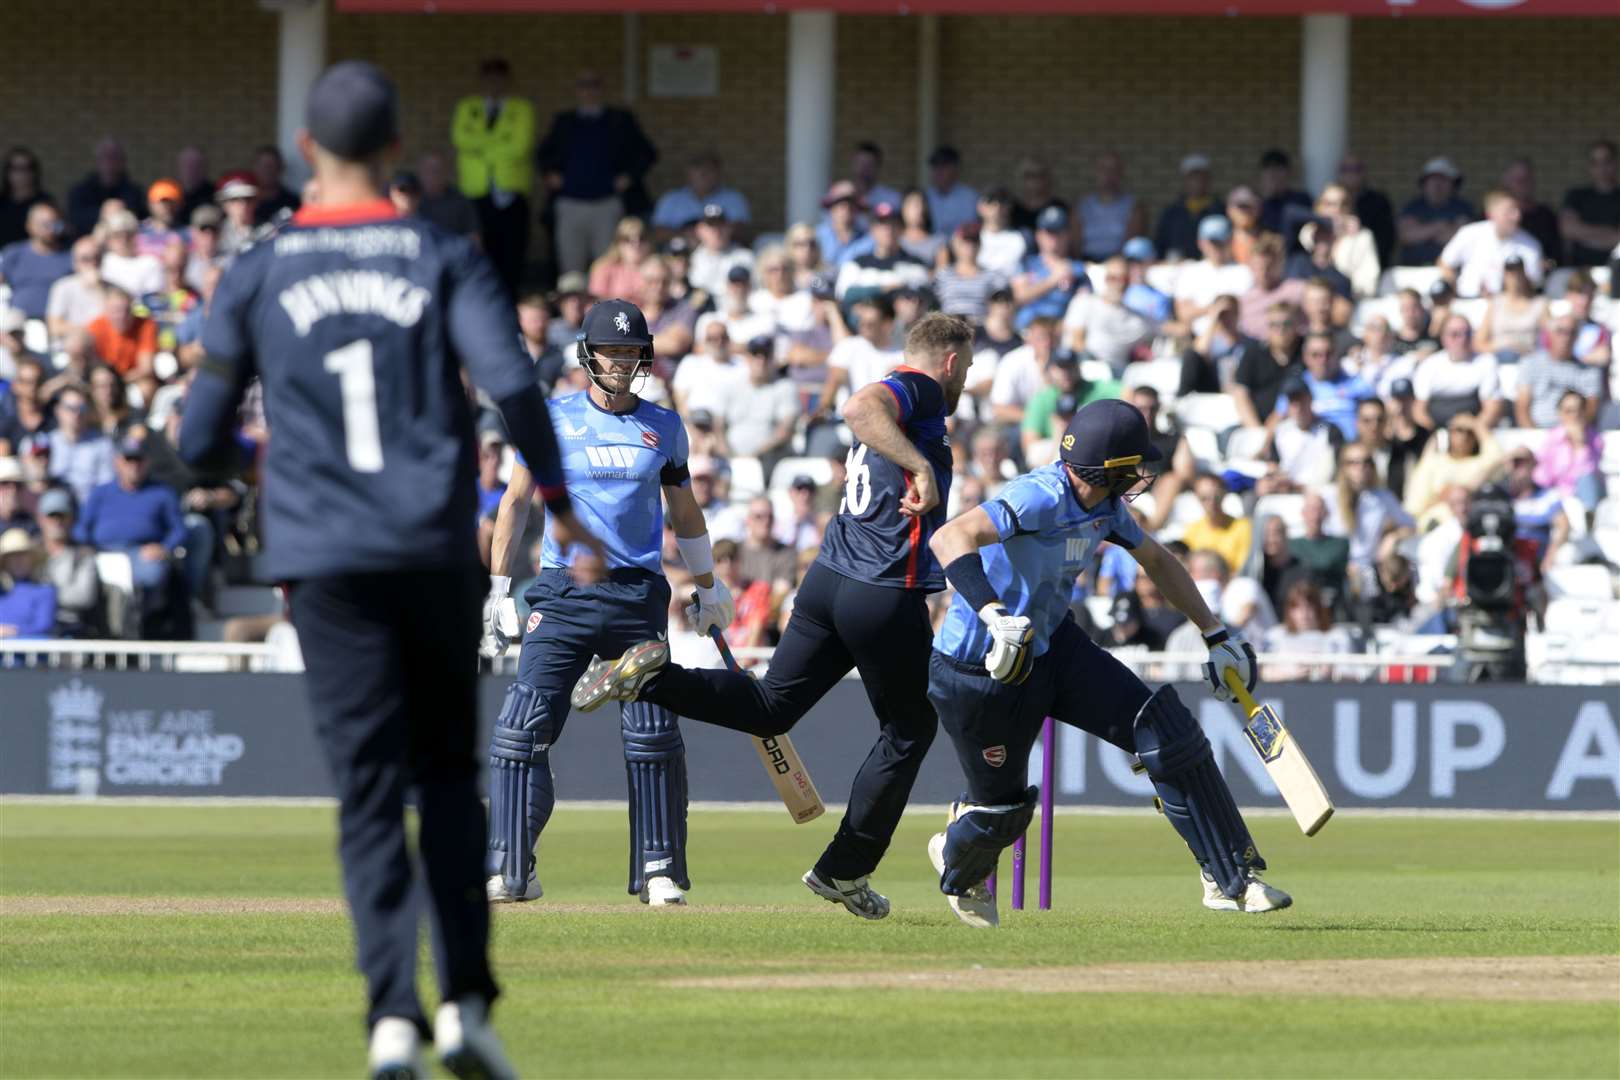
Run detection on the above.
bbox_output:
[479,576,522,659]
[685,579,735,637]
[979,605,1036,685]
[1202,626,1258,702]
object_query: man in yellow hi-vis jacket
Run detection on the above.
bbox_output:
[453,57,536,296]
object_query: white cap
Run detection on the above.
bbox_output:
[1420,156,1461,181]
[1180,153,1211,175]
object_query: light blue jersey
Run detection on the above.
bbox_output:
[520,392,689,573]
[934,463,1143,662]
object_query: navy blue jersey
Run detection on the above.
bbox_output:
[818,367,952,592]
[182,199,565,579]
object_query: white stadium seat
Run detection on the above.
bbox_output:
[1349,296,1400,335]
[769,456,834,491]
[1450,297,1487,330]
[1495,363,1520,399]
[1080,359,1115,386]
[1144,263,1181,296]
[1544,564,1615,602]
[1253,493,1306,537]
[728,456,765,500]
[1380,266,1443,297]
[1173,392,1240,433]
[1181,426,1220,471]
[1122,358,1182,399]
[1225,426,1268,462]
[1492,428,1540,456]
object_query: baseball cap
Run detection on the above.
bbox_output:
[664,235,692,257]
[1053,391,1081,417]
[688,454,718,478]
[1503,253,1525,271]
[116,435,146,459]
[746,334,774,356]
[1197,215,1233,244]
[700,203,728,223]
[1047,349,1079,370]
[808,275,835,299]
[1281,373,1312,400]
[552,271,589,299]
[189,204,223,229]
[790,474,817,492]
[215,171,258,202]
[1110,591,1144,626]
[1036,205,1069,232]
[1058,399,1164,469]
[1419,156,1461,182]
[726,264,753,284]
[689,408,715,430]
[38,487,75,517]
[1390,377,1415,399]
[1428,277,1453,299]
[389,170,421,194]
[928,145,960,167]
[1259,148,1292,170]
[871,201,901,223]
[478,428,505,449]
[147,178,182,204]
[305,60,400,161]
[1122,236,1156,262]
[1180,153,1211,175]
[981,186,1012,205]
[820,180,862,209]
[1226,185,1260,209]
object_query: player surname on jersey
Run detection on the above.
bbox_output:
[278,270,432,336]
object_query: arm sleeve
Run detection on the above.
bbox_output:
[660,417,691,487]
[180,257,259,467]
[981,473,1061,541]
[1106,500,1146,549]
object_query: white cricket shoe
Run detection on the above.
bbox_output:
[571,640,669,712]
[1201,869,1293,913]
[486,872,541,904]
[640,875,688,906]
[927,832,998,929]
[802,868,891,920]
[368,1016,428,1080]
[435,996,517,1080]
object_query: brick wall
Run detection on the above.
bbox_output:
[1,2,1612,239]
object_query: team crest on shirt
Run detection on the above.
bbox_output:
[526,611,542,633]
[641,430,660,448]
[982,745,1007,768]
[614,311,631,334]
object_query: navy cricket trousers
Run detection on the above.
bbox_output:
[290,567,498,1035]
[928,616,1153,806]
[643,561,938,880]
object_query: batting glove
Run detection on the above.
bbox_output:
[1202,626,1257,702]
[479,576,521,659]
[685,579,736,637]
[980,605,1036,685]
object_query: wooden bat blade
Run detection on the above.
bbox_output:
[1224,672,1335,836]
[752,733,826,824]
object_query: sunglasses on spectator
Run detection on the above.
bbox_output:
[1267,320,1292,330]
[1510,456,1535,468]
[1342,457,1371,466]
[58,402,88,413]
[1304,348,1331,359]
[748,510,772,520]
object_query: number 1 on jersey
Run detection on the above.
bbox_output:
[324,340,385,473]
[839,443,871,516]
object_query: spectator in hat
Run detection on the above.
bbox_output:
[686,455,744,541]
[652,150,750,243]
[0,526,55,640]
[896,188,943,267]
[85,285,156,383]
[1011,205,1086,331]
[537,67,658,275]
[1100,590,1165,651]
[250,145,301,225]
[587,216,651,301]
[1078,151,1148,262]
[974,187,1026,278]
[414,151,479,240]
[1312,184,1381,299]
[1231,302,1302,428]
[1237,234,1306,340]
[924,146,978,237]
[1119,237,1170,319]
[1154,153,1222,262]
[0,146,52,249]
[96,208,161,299]
[0,456,33,534]
[1224,185,1264,265]
[706,264,772,347]
[688,203,754,298]
[773,475,822,553]
[1256,148,1312,236]
[1516,312,1605,429]
[1335,154,1396,272]
[46,236,104,338]
[833,201,928,313]
[66,138,145,238]
[0,202,72,321]
[387,170,421,217]
[213,172,259,258]
[1475,255,1546,361]
[1438,188,1544,298]
[547,271,591,348]
[815,181,866,269]
[75,434,187,633]
[721,335,799,475]
[135,180,187,258]
[1263,376,1341,492]
[1063,255,1154,374]
[1172,215,1252,327]
[45,385,114,509]
[1558,138,1620,268]
[1178,292,1246,396]
[847,141,903,221]
[451,57,536,292]
[1397,157,1476,267]
[36,486,104,638]
[172,146,213,223]
[1500,157,1561,265]
[475,429,507,528]
[933,223,1002,322]
[183,206,225,293]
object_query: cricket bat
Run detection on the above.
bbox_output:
[705,622,826,825]
[1224,670,1334,836]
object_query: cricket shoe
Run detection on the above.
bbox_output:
[368,1016,429,1080]
[640,875,688,906]
[486,872,542,904]
[435,996,517,1080]
[802,868,890,920]
[1201,869,1292,913]
[926,832,998,929]
[571,640,669,712]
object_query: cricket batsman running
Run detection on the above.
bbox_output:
[924,397,1292,927]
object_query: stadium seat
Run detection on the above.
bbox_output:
[1349,296,1400,335]
[1173,392,1240,432]
[1085,594,1114,629]
[1493,428,1540,455]
[1450,297,1487,330]
[728,456,765,500]
[1253,493,1306,537]
[1496,363,1520,399]
[94,551,135,639]
[1181,426,1220,472]
[1121,359,1181,399]
[1144,263,1181,296]
[1380,266,1443,297]
[1545,564,1615,601]
[770,456,834,491]
[1080,359,1115,386]
[1600,438,1620,481]
[1225,426,1268,462]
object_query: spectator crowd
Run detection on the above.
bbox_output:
[1,62,1617,676]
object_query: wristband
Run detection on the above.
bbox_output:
[944,553,1000,613]
[490,575,511,597]
[676,532,715,577]
[1202,627,1230,646]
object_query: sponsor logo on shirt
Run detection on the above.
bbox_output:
[641,430,660,448]
[584,445,643,469]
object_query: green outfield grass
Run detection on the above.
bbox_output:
[2,803,1617,1079]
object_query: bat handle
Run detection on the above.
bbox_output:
[694,590,743,674]
[1223,668,1260,714]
